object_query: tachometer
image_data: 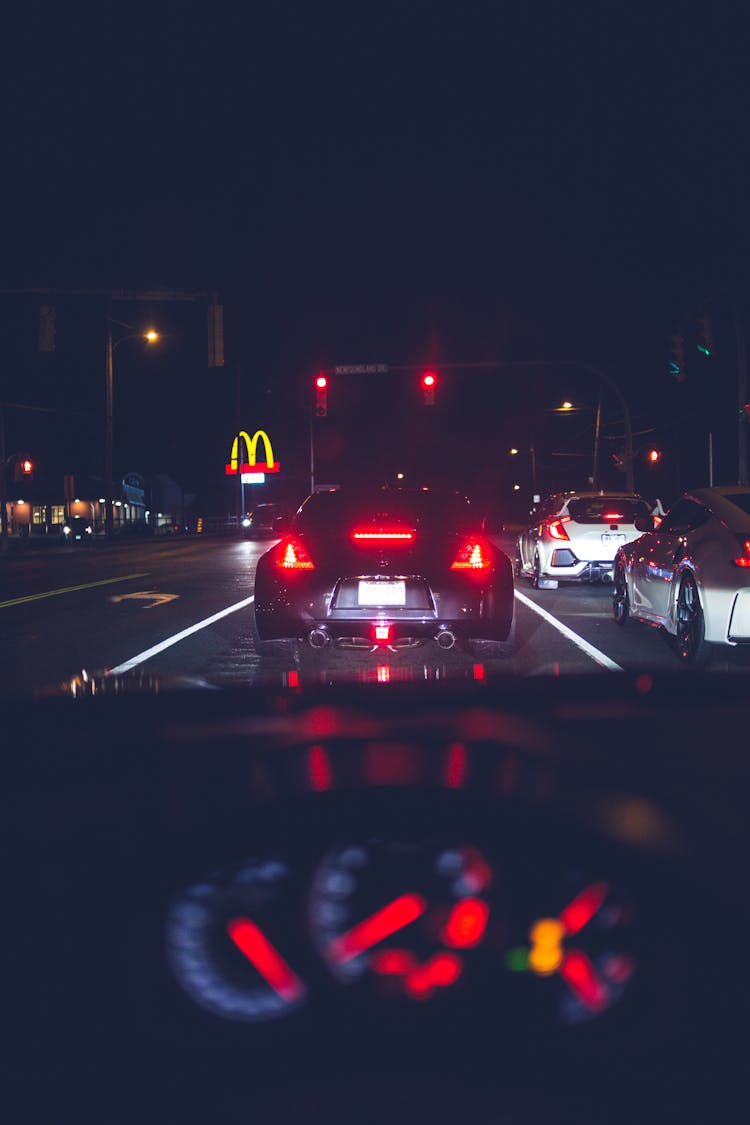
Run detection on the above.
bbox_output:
[309,841,493,1001]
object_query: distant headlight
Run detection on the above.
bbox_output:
[85,526,92,534]
[63,525,71,535]
[242,517,251,528]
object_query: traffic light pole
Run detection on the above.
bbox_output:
[736,311,748,486]
[0,403,8,553]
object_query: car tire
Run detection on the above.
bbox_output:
[531,552,558,590]
[674,572,712,666]
[467,617,516,660]
[612,559,629,626]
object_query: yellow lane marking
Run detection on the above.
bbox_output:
[0,572,149,610]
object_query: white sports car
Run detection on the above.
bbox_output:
[612,486,750,663]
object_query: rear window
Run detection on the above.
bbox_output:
[566,497,651,524]
[296,490,475,534]
[723,493,750,517]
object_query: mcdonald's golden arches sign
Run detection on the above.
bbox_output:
[225,430,280,475]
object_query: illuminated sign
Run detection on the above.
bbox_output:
[225,430,280,475]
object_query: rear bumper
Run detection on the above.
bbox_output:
[543,556,615,583]
[254,566,514,644]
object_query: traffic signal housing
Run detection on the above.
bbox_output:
[315,373,328,416]
[421,370,437,406]
[646,448,662,465]
[14,456,35,481]
[669,333,686,382]
[697,314,714,358]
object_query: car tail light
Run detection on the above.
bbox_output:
[276,538,315,570]
[352,527,414,542]
[547,516,571,541]
[451,539,491,571]
[603,512,624,522]
[373,623,392,642]
[732,536,750,567]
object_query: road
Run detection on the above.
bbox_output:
[0,535,739,697]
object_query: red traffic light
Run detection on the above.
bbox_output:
[21,458,34,474]
[421,370,437,405]
[314,373,328,416]
[646,448,662,464]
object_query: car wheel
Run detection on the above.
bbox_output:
[532,552,558,590]
[612,559,629,626]
[467,617,516,660]
[674,573,711,666]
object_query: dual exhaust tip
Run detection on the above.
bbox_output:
[307,627,457,650]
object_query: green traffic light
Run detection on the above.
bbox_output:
[697,344,711,357]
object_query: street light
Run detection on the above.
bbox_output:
[105,318,159,536]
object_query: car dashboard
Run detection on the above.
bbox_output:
[5,673,749,1124]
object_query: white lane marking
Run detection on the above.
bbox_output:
[514,588,623,671]
[107,596,255,674]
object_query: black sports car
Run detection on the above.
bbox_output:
[253,488,515,656]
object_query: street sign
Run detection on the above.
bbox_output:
[241,473,265,484]
[333,364,389,375]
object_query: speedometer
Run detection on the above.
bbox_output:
[166,857,308,1023]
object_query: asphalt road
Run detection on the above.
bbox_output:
[0,535,741,697]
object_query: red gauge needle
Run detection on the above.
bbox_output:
[560,949,610,1012]
[559,881,609,937]
[327,893,428,964]
[227,917,307,1003]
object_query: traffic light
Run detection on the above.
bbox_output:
[741,403,750,420]
[14,456,34,481]
[697,314,713,358]
[315,373,328,416]
[668,333,686,382]
[421,370,437,406]
[646,448,662,465]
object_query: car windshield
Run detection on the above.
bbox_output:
[566,497,651,524]
[4,12,750,1124]
[295,489,475,535]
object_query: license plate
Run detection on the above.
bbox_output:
[358,580,406,606]
[601,533,626,544]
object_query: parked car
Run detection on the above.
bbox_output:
[517,491,653,589]
[61,516,93,542]
[254,487,515,656]
[612,485,750,664]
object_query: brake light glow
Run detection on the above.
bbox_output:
[352,528,414,541]
[451,539,491,570]
[277,539,315,569]
[603,512,624,521]
[374,624,391,642]
[732,538,750,567]
[547,517,571,541]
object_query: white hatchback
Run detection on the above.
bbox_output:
[517,491,653,590]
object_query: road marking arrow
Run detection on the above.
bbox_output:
[109,590,179,609]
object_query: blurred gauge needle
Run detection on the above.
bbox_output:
[328,893,428,964]
[227,917,307,1003]
[560,949,610,1012]
[559,881,609,936]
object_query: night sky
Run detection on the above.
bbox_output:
[2,5,749,515]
